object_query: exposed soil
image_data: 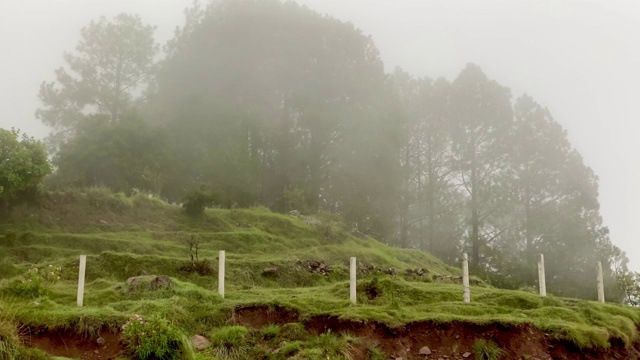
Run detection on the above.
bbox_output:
[22,327,124,360]
[233,305,640,360]
[20,306,640,360]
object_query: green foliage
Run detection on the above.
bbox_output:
[209,326,250,360]
[473,339,504,360]
[51,116,171,194]
[261,324,280,340]
[366,345,386,360]
[0,129,51,208]
[37,13,158,138]
[0,321,20,360]
[183,190,217,218]
[7,265,61,298]
[122,314,193,360]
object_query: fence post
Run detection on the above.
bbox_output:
[462,253,470,303]
[597,261,605,303]
[538,254,546,297]
[350,257,357,304]
[77,255,86,307]
[218,250,225,299]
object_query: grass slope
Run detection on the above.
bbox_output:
[0,188,639,359]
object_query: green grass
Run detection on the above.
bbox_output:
[0,189,639,358]
[473,339,504,360]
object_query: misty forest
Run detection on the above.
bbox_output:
[3,1,640,359]
[3,0,638,302]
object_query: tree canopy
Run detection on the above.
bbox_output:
[0,129,51,209]
[32,0,635,303]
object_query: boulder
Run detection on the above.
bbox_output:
[419,346,431,356]
[190,335,211,350]
[150,275,173,289]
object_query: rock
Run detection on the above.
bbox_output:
[191,335,211,350]
[150,275,173,289]
[462,352,471,358]
[303,217,321,226]
[419,346,432,355]
[127,276,143,289]
[288,210,301,217]
[96,337,106,345]
[262,267,278,275]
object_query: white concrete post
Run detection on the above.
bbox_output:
[77,255,86,307]
[538,254,546,297]
[462,253,470,303]
[350,257,357,304]
[597,261,605,303]
[218,250,225,299]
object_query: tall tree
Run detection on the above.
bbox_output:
[152,0,400,236]
[390,69,463,260]
[449,64,514,267]
[36,13,158,145]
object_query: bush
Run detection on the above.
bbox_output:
[182,190,217,218]
[121,314,193,360]
[8,265,61,298]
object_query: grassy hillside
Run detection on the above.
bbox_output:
[0,188,639,359]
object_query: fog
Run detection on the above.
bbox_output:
[1,0,639,270]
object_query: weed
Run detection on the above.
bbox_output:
[310,330,359,360]
[367,345,386,360]
[121,314,193,360]
[7,265,61,298]
[209,326,251,360]
[473,339,504,360]
[0,321,20,359]
[261,324,280,340]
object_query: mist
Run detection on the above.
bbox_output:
[2,0,640,302]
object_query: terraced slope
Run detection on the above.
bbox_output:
[0,189,639,359]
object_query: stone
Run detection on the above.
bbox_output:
[191,335,211,350]
[419,346,432,355]
[150,275,173,289]
[262,267,278,275]
[126,276,143,289]
[288,210,300,217]
[462,352,471,358]
[96,337,105,345]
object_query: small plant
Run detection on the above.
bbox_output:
[312,330,359,360]
[261,324,280,340]
[9,265,61,298]
[210,326,250,360]
[0,321,21,359]
[473,339,504,360]
[367,345,386,360]
[121,314,192,360]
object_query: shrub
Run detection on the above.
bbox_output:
[121,314,192,360]
[9,265,61,298]
[182,190,217,218]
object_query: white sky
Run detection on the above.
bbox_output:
[1,0,639,269]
